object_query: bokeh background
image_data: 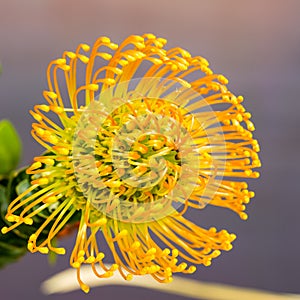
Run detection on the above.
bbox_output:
[0,0,300,299]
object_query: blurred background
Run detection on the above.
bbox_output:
[0,0,300,299]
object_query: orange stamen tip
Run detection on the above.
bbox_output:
[30,161,42,170]
[166,277,173,283]
[99,36,111,44]
[72,262,80,268]
[227,244,233,251]
[6,215,16,222]
[50,105,64,114]
[249,191,255,198]
[55,58,66,65]
[78,55,89,64]
[31,178,49,185]
[126,274,133,281]
[181,49,191,58]
[119,59,129,66]
[38,158,55,165]
[39,104,50,112]
[101,53,112,60]
[135,42,145,49]
[24,218,33,225]
[60,65,70,71]
[31,112,43,122]
[85,256,95,264]
[110,264,119,271]
[108,43,118,50]
[217,75,229,84]
[65,51,76,59]
[245,170,252,176]
[47,135,59,144]
[78,257,85,263]
[212,250,221,258]
[240,212,248,220]
[34,128,45,137]
[172,249,179,257]
[157,37,167,44]
[54,247,66,255]
[131,241,141,250]
[88,84,99,91]
[27,242,34,251]
[81,283,90,294]
[243,196,250,204]
[145,33,156,39]
[230,233,237,240]
[209,227,217,233]
[146,248,157,255]
[45,91,57,100]
[53,146,69,155]
[38,247,49,254]
[94,218,107,226]
[118,229,128,237]
[253,172,260,178]
[81,44,90,52]
[43,196,57,204]
[103,271,114,278]
[243,150,251,157]
[113,67,122,75]
[162,248,171,256]
[104,78,116,85]
[178,262,187,271]
[29,234,37,241]
[204,259,212,267]
[1,227,8,234]
[96,253,105,261]
[188,266,197,273]
[237,95,244,102]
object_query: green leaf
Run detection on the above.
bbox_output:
[16,178,31,196]
[0,120,22,175]
[0,184,27,268]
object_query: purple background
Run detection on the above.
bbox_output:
[0,0,300,299]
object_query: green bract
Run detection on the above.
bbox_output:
[0,120,22,175]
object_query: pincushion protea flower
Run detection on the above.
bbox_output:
[1,34,260,293]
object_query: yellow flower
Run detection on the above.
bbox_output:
[1,34,260,293]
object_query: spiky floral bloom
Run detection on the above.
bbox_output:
[1,34,260,293]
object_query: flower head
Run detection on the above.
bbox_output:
[1,34,260,293]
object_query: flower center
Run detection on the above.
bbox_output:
[111,132,181,202]
[73,93,201,222]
